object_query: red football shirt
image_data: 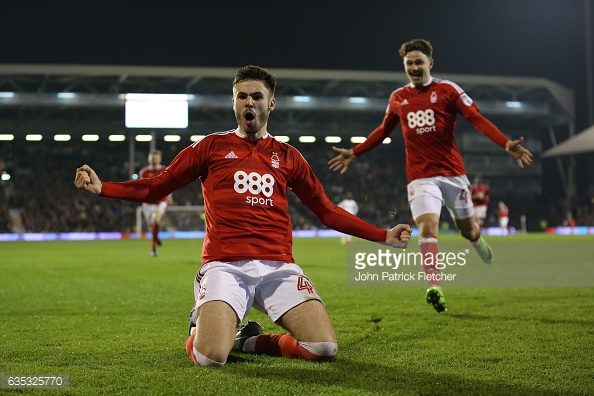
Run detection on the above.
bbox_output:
[353,77,510,183]
[100,129,387,264]
[471,183,490,207]
[139,165,167,204]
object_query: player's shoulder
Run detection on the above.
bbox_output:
[432,77,465,94]
[266,135,312,166]
[190,129,237,148]
[391,83,412,97]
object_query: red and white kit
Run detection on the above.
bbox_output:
[352,77,509,220]
[99,129,389,322]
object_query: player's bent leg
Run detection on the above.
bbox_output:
[276,300,336,360]
[186,300,238,366]
[415,213,449,312]
[277,300,337,343]
[456,216,480,242]
[186,328,224,366]
[457,217,493,264]
[245,300,337,361]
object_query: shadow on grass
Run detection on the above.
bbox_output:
[224,356,584,396]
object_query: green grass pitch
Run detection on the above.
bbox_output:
[1,234,593,395]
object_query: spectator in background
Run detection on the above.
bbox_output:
[336,192,359,244]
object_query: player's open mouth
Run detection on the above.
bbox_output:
[244,112,255,124]
[410,71,423,78]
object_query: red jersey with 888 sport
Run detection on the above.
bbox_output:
[179,129,325,263]
[101,129,388,264]
[354,77,491,183]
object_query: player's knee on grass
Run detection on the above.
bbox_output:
[299,341,337,361]
[191,348,226,367]
[186,329,226,366]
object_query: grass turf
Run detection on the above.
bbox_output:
[1,234,593,395]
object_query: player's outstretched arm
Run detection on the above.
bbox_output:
[74,164,102,196]
[505,137,533,168]
[328,147,356,174]
[385,224,412,249]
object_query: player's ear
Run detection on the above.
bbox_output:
[269,97,276,111]
[429,58,434,69]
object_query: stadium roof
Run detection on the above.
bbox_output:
[543,124,594,157]
[0,64,575,137]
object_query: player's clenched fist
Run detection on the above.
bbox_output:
[386,224,412,249]
[74,165,102,195]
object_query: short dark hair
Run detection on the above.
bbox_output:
[233,65,277,96]
[398,39,433,59]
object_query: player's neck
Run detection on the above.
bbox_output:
[237,127,267,142]
[413,76,433,88]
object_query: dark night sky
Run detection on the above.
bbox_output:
[1,0,592,130]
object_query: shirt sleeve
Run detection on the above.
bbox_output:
[352,93,401,157]
[299,192,388,242]
[100,143,204,202]
[451,84,510,148]
[100,170,183,202]
[288,146,387,242]
[466,111,510,148]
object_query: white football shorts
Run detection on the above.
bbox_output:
[142,201,168,223]
[474,205,488,221]
[407,175,474,220]
[189,260,323,326]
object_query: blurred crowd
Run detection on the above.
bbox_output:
[0,138,591,234]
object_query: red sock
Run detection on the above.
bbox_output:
[254,334,328,361]
[185,330,200,365]
[419,237,441,287]
[151,224,160,248]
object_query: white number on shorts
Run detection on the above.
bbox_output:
[459,189,469,203]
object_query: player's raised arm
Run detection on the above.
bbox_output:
[74,165,102,196]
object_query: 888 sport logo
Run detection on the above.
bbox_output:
[407,109,437,135]
[234,170,275,207]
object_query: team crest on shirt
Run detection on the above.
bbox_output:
[271,152,280,169]
[430,91,437,103]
